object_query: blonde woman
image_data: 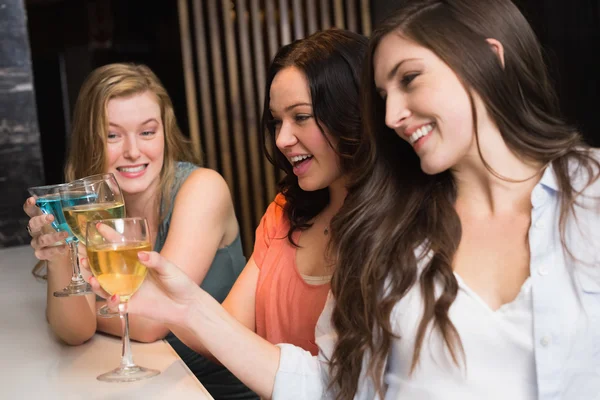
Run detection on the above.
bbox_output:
[23,63,256,399]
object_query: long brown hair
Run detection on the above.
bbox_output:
[261,29,367,244]
[64,63,199,223]
[328,0,599,397]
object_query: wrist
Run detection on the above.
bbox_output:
[185,289,221,331]
[45,251,71,273]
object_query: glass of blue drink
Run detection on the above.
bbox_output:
[27,183,94,296]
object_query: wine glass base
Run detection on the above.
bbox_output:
[97,365,160,383]
[97,305,119,318]
[53,281,93,297]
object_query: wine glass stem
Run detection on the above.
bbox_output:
[119,302,135,368]
[69,241,85,283]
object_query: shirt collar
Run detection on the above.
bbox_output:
[538,162,560,192]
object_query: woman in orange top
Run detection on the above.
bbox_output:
[249,28,367,354]
[249,29,366,353]
[88,28,367,359]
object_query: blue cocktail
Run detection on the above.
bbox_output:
[28,183,94,296]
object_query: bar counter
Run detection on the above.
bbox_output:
[0,245,213,399]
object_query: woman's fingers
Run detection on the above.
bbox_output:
[105,293,121,309]
[89,272,120,309]
[87,275,112,300]
[79,254,91,272]
[95,222,124,242]
[30,227,69,261]
[33,244,68,260]
[77,242,87,257]
[28,214,54,237]
[31,231,69,249]
[138,251,182,278]
[23,197,41,217]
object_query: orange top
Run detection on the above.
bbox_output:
[253,194,331,356]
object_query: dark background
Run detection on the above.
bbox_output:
[30,0,600,187]
[26,0,188,186]
[372,0,600,146]
[1,0,598,247]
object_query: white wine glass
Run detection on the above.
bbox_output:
[86,217,160,382]
[58,173,125,303]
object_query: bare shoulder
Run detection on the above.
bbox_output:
[172,168,237,240]
[178,168,233,204]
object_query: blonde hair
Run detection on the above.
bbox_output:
[33,63,199,279]
[64,63,200,222]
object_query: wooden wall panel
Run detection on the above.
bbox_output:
[179,0,371,255]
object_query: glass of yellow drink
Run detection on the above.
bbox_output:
[53,173,125,297]
[86,217,159,382]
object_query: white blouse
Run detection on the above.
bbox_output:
[274,274,536,400]
[271,157,600,400]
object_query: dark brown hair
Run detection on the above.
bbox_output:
[328,0,599,398]
[261,29,367,244]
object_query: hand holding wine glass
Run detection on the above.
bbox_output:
[86,217,159,382]
[23,193,70,261]
[86,250,201,328]
[27,183,90,294]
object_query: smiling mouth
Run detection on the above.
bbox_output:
[408,123,434,145]
[117,164,148,173]
[290,154,313,167]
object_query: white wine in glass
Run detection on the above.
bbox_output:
[87,242,150,301]
[63,202,125,243]
[86,217,159,382]
[57,173,125,298]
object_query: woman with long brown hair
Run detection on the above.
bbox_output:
[90,1,600,398]
[328,0,600,398]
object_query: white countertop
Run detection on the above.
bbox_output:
[0,245,213,399]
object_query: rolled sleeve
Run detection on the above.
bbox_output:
[272,343,326,399]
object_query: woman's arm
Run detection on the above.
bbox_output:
[96,168,243,342]
[45,254,97,345]
[164,256,260,361]
[183,283,280,396]
[90,253,260,361]
[99,251,325,399]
